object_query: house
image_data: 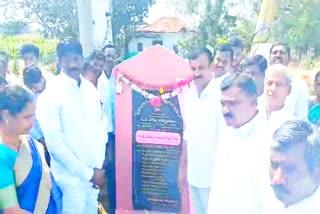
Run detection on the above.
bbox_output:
[127,17,189,56]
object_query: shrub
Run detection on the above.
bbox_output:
[0,34,58,74]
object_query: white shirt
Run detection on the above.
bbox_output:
[37,72,108,185]
[5,73,21,85]
[213,72,229,95]
[257,94,266,111]
[266,106,295,135]
[182,79,224,188]
[285,77,309,119]
[97,72,113,133]
[207,112,267,214]
[263,187,320,214]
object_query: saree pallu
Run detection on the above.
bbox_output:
[14,136,62,214]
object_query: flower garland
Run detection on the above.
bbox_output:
[115,70,193,108]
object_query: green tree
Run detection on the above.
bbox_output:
[0,21,28,36]
[2,0,78,38]
[272,0,320,58]
[173,0,240,56]
[111,0,156,58]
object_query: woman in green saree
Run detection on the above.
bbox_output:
[0,86,61,214]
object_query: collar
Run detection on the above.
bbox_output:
[232,110,262,137]
[60,72,82,87]
[283,186,320,210]
[215,72,229,81]
[99,71,108,82]
[268,105,288,119]
[193,77,216,98]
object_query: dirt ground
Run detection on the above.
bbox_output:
[289,66,320,96]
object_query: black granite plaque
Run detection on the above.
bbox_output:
[132,90,183,212]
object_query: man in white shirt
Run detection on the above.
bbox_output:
[102,44,118,211]
[211,44,233,79]
[244,55,268,110]
[264,64,295,131]
[229,37,245,74]
[180,48,222,214]
[207,73,266,214]
[19,43,56,81]
[264,120,320,213]
[269,42,309,119]
[37,38,108,214]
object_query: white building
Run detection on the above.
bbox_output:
[127,17,189,55]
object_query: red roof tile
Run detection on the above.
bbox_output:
[138,17,187,33]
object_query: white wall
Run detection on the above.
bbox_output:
[91,0,113,48]
[128,32,187,53]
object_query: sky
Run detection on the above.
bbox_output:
[145,0,177,23]
[0,0,175,24]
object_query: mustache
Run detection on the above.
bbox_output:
[273,57,283,62]
[272,184,290,195]
[223,113,234,119]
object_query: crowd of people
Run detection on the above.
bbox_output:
[181,38,320,214]
[0,36,319,214]
[0,39,117,214]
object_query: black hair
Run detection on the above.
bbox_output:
[23,65,43,89]
[244,55,268,74]
[272,120,320,172]
[188,48,213,63]
[0,50,9,63]
[0,86,34,122]
[56,38,83,59]
[82,61,92,74]
[214,44,234,62]
[20,43,40,58]
[88,50,106,63]
[221,72,257,98]
[229,37,244,51]
[270,42,291,57]
[315,71,320,81]
[102,44,115,52]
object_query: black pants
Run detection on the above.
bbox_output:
[106,132,116,214]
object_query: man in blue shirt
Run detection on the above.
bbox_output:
[102,44,117,212]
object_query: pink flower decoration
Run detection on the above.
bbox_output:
[150,96,162,108]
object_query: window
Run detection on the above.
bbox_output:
[152,40,163,46]
[137,43,143,52]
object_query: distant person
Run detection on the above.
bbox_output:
[0,50,20,85]
[82,50,112,211]
[208,73,266,214]
[0,86,61,214]
[102,44,117,212]
[264,64,295,132]
[244,55,268,109]
[20,43,40,67]
[229,37,245,74]
[23,65,50,165]
[180,48,223,214]
[211,44,233,79]
[269,42,309,119]
[37,38,108,214]
[264,120,320,213]
[20,43,55,81]
[309,70,320,108]
[82,61,98,87]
